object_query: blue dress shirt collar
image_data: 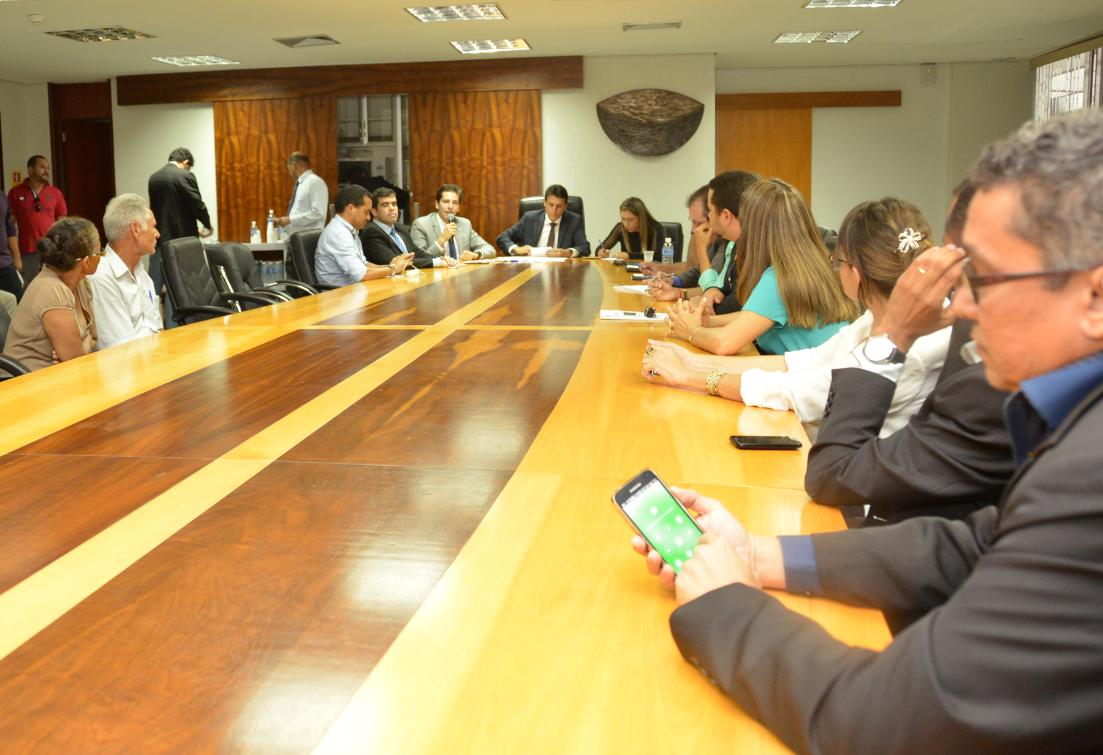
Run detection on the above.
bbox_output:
[1005,352,1103,463]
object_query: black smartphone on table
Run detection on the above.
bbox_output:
[612,469,703,574]
[730,435,802,450]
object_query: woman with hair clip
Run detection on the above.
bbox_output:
[643,197,952,439]
[3,217,101,371]
[664,178,857,357]
[595,197,664,260]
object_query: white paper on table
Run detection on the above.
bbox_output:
[613,284,651,296]
[599,309,669,322]
[494,255,568,263]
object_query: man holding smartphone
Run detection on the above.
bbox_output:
[631,112,1103,753]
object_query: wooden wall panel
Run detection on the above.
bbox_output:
[117,57,582,106]
[214,97,337,242]
[716,107,813,207]
[408,90,541,249]
[716,90,900,110]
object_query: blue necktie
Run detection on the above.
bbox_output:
[389,227,408,253]
[448,238,458,259]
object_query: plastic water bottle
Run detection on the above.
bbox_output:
[250,221,261,244]
[661,237,674,266]
[265,209,276,243]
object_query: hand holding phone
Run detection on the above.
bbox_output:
[613,470,703,574]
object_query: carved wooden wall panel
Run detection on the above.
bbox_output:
[214,97,336,242]
[408,90,541,249]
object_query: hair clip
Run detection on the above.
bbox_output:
[897,227,923,254]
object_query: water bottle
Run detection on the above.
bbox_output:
[661,237,674,266]
[250,220,261,244]
[265,209,276,243]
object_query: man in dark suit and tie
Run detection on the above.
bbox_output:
[496,184,590,257]
[360,187,448,270]
[147,147,214,327]
[632,111,1103,754]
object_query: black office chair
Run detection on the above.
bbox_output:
[287,230,339,292]
[207,243,316,308]
[819,227,838,254]
[658,222,685,263]
[160,237,263,325]
[0,307,31,378]
[517,195,585,225]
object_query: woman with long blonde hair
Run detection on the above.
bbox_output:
[595,197,664,260]
[665,178,857,357]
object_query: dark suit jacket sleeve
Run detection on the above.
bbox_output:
[564,213,590,256]
[805,366,1014,521]
[182,171,211,229]
[360,225,396,266]
[400,225,435,269]
[496,218,526,254]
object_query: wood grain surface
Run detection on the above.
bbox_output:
[214,97,337,243]
[408,90,542,248]
[471,261,606,327]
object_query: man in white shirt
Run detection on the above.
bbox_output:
[274,152,329,235]
[90,193,164,348]
[315,184,411,287]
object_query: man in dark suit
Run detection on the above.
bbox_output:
[148,147,213,326]
[359,187,443,270]
[633,111,1103,753]
[496,184,590,257]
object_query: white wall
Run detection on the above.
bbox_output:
[716,61,1033,238]
[0,80,50,193]
[542,54,716,252]
[110,79,219,236]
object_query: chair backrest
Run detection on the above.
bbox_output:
[288,230,323,286]
[819,226,838,254]
[517,195,585,224]
[229,243,265,290]
[204,243,250,296]
[161,236,222,311]
[659,222,685,263]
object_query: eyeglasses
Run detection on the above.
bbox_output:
[962,259,1098,303]
[830,252,849,272]
[85,249,106,259]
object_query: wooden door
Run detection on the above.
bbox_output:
[60,118,116,244]
[715,105,812,205]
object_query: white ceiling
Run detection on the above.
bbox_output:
[0,0,1100,84]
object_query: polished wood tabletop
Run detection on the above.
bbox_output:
[0,259,889,753]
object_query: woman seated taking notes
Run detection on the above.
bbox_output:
[665,178,857,356]
[3,217,100,371]
[595,197,664,260]
[643,198,951,439]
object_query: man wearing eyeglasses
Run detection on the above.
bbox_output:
[633,111,1103,753]
[7,155,68,286]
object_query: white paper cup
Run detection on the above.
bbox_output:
[643,250,655,263]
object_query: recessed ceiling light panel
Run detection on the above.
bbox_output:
[407,4,505,22]
[622,22,682,32]
[774,30,861,44]
[805,0,901,7]
[152,55,240,67]
[451,38,530,54]
[47,26,154,43]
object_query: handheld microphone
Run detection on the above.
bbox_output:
[446,213,456,224]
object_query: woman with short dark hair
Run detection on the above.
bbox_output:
[3,217,101,371]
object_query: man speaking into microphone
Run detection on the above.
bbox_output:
[411,183,497,261]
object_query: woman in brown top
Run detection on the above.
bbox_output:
[596,197,664,260]
[3,217,101,371]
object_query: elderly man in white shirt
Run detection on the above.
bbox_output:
[90,193,163,348]
[274,152,329,235]
[315,184,411,288]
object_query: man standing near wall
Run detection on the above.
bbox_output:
[274,152,328,236]
[147,147,213,326]
[8,155,67,286]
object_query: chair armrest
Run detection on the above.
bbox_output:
[219,292,281,309]
[0,354,30,378]
[172,304,236,325]
[274,279,320,296]
[251,286,294,302]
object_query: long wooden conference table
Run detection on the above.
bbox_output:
[0,259,889,753]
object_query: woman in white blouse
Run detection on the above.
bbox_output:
[641,197,951,440]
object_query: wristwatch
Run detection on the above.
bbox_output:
[861,334,907,364]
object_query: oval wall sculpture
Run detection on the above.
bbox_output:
[596,88,704,157]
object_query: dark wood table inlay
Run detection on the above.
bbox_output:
[469,261,605,327]
[285,328,589,469]
[15,329,416,461]
[318,264,527,327]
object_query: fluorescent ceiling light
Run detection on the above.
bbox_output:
[622,22,682,32]
[774,30,861,44]
[407,4,505,22]
[805,0,901,7]
[47,27,154,43]
[451,38,530,54]
[152,55,240,67]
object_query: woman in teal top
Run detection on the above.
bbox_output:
[666,179,857,356]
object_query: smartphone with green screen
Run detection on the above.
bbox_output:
[612,469,703,574]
